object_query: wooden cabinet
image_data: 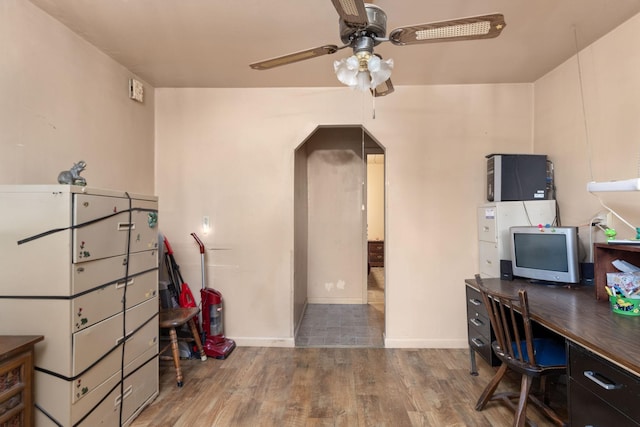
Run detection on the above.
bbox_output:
[568,342,640,426]
[0,336,43,427]
[593,243,640,301]
[368,241,384,267]
[0,186,159,426]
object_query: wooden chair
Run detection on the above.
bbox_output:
[159,307,207,387]
[474,276,567,427]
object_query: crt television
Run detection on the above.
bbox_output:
[509,226,580,284]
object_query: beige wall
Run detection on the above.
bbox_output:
[305,128,366,304]
[535,12,640,254]
[155,85,534,347]
[0,1,155,194]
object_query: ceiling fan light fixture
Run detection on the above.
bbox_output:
[367,55,393,88]
[334,55,361,86]
[334,53,393,91]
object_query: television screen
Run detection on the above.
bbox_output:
[513,233,568,272]
[510,226,579,284]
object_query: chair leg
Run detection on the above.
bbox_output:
[475,363,508,411]
[514,374,533,427]
[168,327,184,387]
[188,318,207,361]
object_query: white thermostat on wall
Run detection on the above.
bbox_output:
[129,78,144,102]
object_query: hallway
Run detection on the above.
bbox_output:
[295,267,384,347]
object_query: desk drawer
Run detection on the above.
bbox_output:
[466,286,499,366]
[569,379,639,426]
[569,342,640,423]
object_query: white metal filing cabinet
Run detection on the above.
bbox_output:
[0,185,159,426]
[477,200,556,278]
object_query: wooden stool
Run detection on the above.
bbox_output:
[159,307,207,387]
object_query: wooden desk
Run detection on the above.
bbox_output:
[466,278,640,375]
[466,278,640,425]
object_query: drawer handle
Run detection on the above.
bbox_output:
[114,385,133,406]
[470,318,483,327]
[583,371,621,390]
[468,298,482,306]
[115,278,135,289]
[117,222,136,231]
[471,338,485,347]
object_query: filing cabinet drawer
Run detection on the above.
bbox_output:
[72,298,157,376]
[72,249,157,295]
[72,269,158,331]
[73,195,158,263]
[478,241,500,278]
[477,207,497,243]
[569,342,640,423]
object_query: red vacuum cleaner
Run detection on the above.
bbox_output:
[191,233,236,359]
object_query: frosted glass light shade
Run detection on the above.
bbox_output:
[334,54,393,91]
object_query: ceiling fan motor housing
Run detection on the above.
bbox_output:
[339,3,387,45]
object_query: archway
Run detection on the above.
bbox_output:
[293,125,385,347]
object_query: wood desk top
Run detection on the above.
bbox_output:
[466,278,640,377]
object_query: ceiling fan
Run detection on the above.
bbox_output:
[249,0,506,97]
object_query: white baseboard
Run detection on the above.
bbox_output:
[383,338,468,349]
[232,337,296,347]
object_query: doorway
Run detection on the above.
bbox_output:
[293,126,385,347]
[366,152,385,318]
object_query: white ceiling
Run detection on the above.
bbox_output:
[28,0,640,89]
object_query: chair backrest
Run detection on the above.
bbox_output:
[474,275,537,369]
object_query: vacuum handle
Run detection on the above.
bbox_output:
[163,236,174,255]
[191,232,205,254]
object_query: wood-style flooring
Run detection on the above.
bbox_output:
[130,347,566,426]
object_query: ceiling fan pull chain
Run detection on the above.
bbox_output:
[372,94,376,119]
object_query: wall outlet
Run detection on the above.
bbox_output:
[594,211,609,226]
[202,216,210,234]
[606,212,614,228]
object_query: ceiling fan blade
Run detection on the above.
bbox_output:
[372,79,394,97]
[250,45,339,70]
[330,0,369,29]
[389,13,506,46]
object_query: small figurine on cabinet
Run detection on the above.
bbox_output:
[57,160,87,186]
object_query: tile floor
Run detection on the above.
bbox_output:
[295,267,384,348]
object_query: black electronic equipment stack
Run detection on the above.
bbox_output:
[487,154,548,202]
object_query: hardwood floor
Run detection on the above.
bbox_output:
[130,347,566,426]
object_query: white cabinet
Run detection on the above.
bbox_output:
[0,185,159,426]
[477,200,556,277]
